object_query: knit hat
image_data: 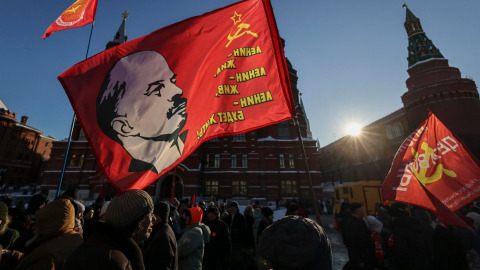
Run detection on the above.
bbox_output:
[0,201,8,223]
[229,201,239,209]
[261,207,274,217]
[153,201,170,224]
[206,206,219,215]
[106,190,153,227]
[389,203,409,217]
[467,212,480,224]
[349,203,363,213]
[287,203,298,214]
[99,201,110,217]
[258,216,333,270]
[75,201,85,214]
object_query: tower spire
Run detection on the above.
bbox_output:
[404,5,444,68]
[106,11,129,50]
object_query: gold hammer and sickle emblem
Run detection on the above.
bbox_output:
[226,23,258,48]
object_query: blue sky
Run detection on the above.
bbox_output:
[0,0,479,147]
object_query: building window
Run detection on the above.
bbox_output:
[78,129,86,140]
[231,154,237,167]
[289,154,295,168]
[386,126,394,139]
[205,154,210,168]
[232,181,247,196]
[278,121,290,139]
[43,151,46,157]
[45,142,49,148]
[281,180,298,197]
[394,122,404,137]
[279,154,285,168]
[205,180,218,196]
[69,155,77,167]
[242,154,248,168]
[233,133,245,142]
[214,154,220,168]
[78,155,85,167]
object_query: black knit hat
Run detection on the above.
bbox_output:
[349,203,363,213]
[261,207,274,217]
[229,201,239,209]
[206,206,219,215]
[153,201,170,224]
[258,216,333,270]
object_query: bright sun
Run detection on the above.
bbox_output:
[346,123,362,136]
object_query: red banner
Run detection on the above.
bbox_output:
[43,0,98,39]
[58,0,294,192]
[382,112,480,229]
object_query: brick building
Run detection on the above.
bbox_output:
[0,99,57,187]
[320,6,480,184]
[41,14,323,202]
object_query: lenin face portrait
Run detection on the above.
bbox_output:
[97,51,188,174]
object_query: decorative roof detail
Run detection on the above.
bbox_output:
[106,11,129,49]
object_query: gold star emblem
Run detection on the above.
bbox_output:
[231,11,242,25]
[122,10,130,19]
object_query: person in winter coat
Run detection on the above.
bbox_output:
[222,201,247,270]
[252,205,262,246]
[204,206,231,270]
[257,207,274,242]
[243,205,256,251]
[177,206,211,270]
[143,201,178,270]
[1,198,83,270]
[258,216,332,270]
[62,189,155,270]
[389,203,433,270]
[0,202,19,250]
[432,220,468,270]
[342,203,376,270]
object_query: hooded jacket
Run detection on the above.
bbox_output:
[178,207,211,270]
[13,198,83,270]
[204,215,231,269]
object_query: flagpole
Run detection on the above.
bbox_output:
[293,117,323,226]
[56,22,96,198]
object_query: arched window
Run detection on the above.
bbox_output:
[394,122,404,137]
[69,155,77,167]
[386,126,394,140]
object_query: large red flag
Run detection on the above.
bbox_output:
[43,0,98,39]
[382,112,480,229]
[58,0,294,192]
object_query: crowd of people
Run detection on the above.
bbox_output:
[0,190,333,270]
[336,201,480,270]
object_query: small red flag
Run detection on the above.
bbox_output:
[191,194,196,207]
[43,0,98,39]
[382,112,480,230]
[58,0,294,192]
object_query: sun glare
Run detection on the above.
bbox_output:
[346,123,362,136]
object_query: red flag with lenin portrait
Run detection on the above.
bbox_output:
[58,0,295,192]
[43,0,98,39]
[382,112,480,230]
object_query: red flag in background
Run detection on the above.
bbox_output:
[191,194,196,207]
[58,0,294,193]
[43,0,98,39]
[382,112,480,230]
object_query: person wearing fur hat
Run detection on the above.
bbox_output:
[222,201,247,270]
[204,206,231,270]
[143,201,178,270]
[0,201,19,250]
[257,207,274,242]
[343,203,376,269]
[258,215,332,270]
[63,189,155,270]
[177,206,211,270]
[1,198,83,270]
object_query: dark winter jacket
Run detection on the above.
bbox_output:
[343,214,376,268]
[244,214,255,250]
[178,207,211,270]
[391,216,434,270]
[204,217,231,269]
[257,216,273,242]
[222,212,246,248]
[143,222,178,270]
[0,228,19,250]
[432,225,468,270]
[62,221,145,270]
[453,226,480,254]
[336,210,351,244]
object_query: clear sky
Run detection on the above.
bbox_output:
[1,0,479,147]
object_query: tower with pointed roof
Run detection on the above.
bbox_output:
[401,5,480,156]
[106,11,129,49]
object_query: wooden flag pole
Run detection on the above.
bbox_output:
[56,22,96,198]
[293,117,323,226]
